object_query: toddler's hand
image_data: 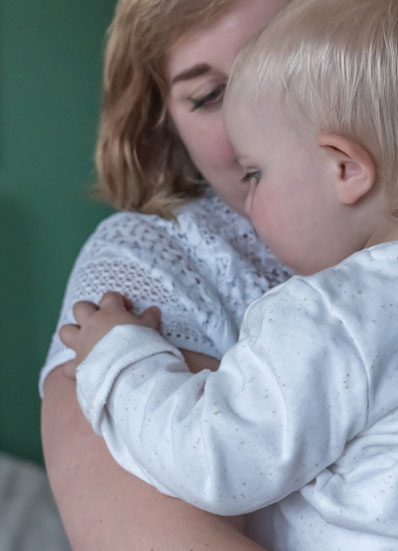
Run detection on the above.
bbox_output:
[58,291,161,379]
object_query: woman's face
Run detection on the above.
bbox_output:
[166,0,291,216]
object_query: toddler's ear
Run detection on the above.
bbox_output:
[318,134,376,205]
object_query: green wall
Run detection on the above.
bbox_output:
[1,1,115,464]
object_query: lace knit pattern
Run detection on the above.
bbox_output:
[40,190,291,393]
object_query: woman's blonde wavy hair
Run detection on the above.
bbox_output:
[96,0,233,218]
[228,0,398,211]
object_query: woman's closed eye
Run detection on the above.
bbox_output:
[241,170,261,185]
[189,83,226,112]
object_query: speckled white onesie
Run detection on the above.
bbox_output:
[75,241,398,551]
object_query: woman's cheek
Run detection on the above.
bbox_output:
[187,114,234,172]
[205,112,236,168]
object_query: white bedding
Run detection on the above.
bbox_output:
[0,453,70,551]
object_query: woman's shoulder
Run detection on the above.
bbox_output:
[79,191,290,290]
[76,209,178,265]
[81,191,246,253]
[91,209,174,239]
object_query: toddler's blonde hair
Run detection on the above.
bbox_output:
[228,0,398,211]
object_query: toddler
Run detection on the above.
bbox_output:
[60,0,398,548]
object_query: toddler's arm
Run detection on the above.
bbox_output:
[62,283,369,516]
[60,291,220,377]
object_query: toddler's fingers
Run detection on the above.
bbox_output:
[123,296,134,311]
[59,323,80,347]
[100,291,125,310]
[73,301,98,324]
[62,359,78,380]
[140,306,161,329]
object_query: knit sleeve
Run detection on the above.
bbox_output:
[40,200,290,396]
[40,213,220,395]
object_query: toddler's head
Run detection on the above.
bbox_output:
[225,0,398,274]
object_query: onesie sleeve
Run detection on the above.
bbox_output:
[75,276,370,515]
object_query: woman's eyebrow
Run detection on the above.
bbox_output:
[171,63,212,85]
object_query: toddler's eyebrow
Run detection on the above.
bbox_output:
[172,63,212,85]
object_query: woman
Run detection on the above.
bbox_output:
[41,0,291,548]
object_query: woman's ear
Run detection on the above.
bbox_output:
[318,134,376,205]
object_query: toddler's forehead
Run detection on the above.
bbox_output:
[223,91,249,135]
[224,82,274,126]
